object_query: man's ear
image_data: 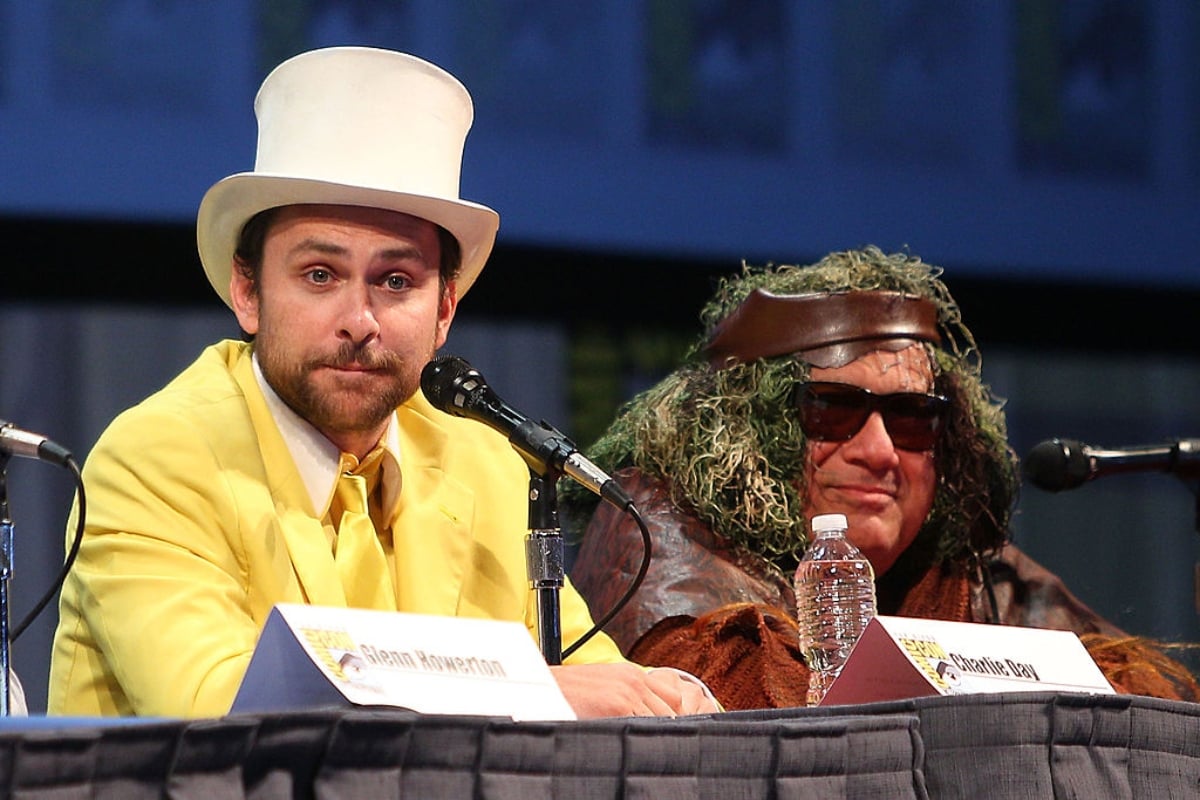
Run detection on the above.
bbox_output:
[229,264,260,335]
[434,280,459,350]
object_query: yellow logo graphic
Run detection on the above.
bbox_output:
[300,627,359,681]
[898,636,953,693]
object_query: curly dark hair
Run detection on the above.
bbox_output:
[564,247,1018,579]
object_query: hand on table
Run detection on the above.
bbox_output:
[550,662,721,719]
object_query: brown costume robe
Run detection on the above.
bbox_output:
[571,468,1199,708]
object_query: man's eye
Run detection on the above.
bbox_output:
[306,269,331,284]
[385,275,410,290]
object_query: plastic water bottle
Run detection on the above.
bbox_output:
[794,513,877,706]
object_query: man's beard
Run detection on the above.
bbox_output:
[257,339,418,437]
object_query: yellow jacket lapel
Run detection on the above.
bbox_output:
[391,392,474,616]
[231,348,347,607]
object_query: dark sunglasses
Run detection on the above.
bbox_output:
[795,381,949,451]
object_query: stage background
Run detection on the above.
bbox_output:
[3,1,1200,712]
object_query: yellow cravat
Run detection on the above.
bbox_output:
[333,453,396,611]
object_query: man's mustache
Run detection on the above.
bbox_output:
[314,342,404,372]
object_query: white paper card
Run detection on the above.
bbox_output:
[820,615,1115,706]
[231,604,576,721]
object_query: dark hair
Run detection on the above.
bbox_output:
[232,206,463,295]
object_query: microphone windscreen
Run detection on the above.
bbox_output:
[420,355,472,410]
[1023,438,1091,491]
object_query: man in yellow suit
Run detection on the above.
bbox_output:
[48,47,715,719]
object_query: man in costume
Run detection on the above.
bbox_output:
[48,47,715,719]
[567,246,1199,708]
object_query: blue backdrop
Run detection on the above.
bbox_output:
[3,1,1198,288]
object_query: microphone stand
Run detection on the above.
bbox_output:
[525,471,563,665]
[0,453,14,716]
[1193,487,1200,618]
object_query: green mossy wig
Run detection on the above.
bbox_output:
[565,247,1018,579]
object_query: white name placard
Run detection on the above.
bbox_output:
[231,604,575,721]
[820,615,1115,706]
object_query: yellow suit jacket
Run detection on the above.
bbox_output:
[49,340,623,717]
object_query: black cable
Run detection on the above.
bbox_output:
[12,457,85,642]
[561,501,651,660]
[973,550,1001,625]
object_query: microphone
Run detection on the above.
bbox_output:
[1024,437,1200,492]
[420,355,633,511]
[0,419,73,467]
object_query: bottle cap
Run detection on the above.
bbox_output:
[811,513,848,534]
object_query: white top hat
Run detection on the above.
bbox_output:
[196,47,499,308]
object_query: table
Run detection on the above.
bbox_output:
[1,691,1197,798]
